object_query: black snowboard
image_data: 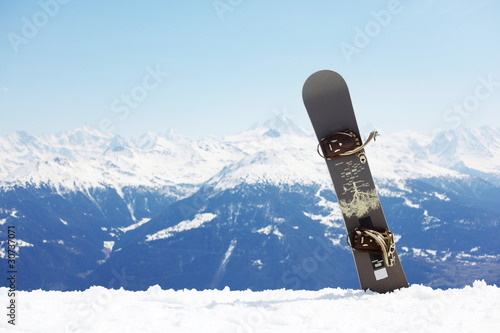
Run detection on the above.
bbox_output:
[303,70,408,292]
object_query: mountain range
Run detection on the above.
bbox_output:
[1,115,499,291]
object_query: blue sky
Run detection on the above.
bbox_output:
[1,0,499,138]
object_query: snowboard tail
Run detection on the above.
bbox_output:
[302,70,408,293]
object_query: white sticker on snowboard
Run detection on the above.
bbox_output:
[374,268,388,280]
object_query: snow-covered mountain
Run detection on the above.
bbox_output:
[2,119,499,190]
[1,116,499,291]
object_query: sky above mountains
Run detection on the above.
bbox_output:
[1,0,499,138]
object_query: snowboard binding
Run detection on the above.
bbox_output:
[317,129,378,164]
[347,227,396,267]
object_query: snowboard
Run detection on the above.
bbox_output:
[302,70,408,293]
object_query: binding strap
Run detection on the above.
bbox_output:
[317,129,378,161]
[347,227,396,267]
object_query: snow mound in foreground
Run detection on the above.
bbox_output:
[1,281,498,332]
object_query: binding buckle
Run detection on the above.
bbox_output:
[317,129,378,163]
[347,227,396,267]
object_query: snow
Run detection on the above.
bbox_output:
[426,249,437,256]
[441,252,452,262]
[208,132,327,191]
[1,281,498,332]
[273,228,284,239]
[16,239,34,247]
[211,239,237,288]
[254,225,284,239]
[0,210,18,225]
[252,259,263,269]
[102,241,115,257]
[220,239,236,269]
[118,217,151,233]
[404,198,420,209]
[304,188,344,229]
[145,213,217,242]
[255,225,273,235]
[433,192,450,201]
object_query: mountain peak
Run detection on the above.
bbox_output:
[252,113,310,137]
[166,127,187,141]
[77,123,113,138]
[10,130,34,143]
[56,124,113,145]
